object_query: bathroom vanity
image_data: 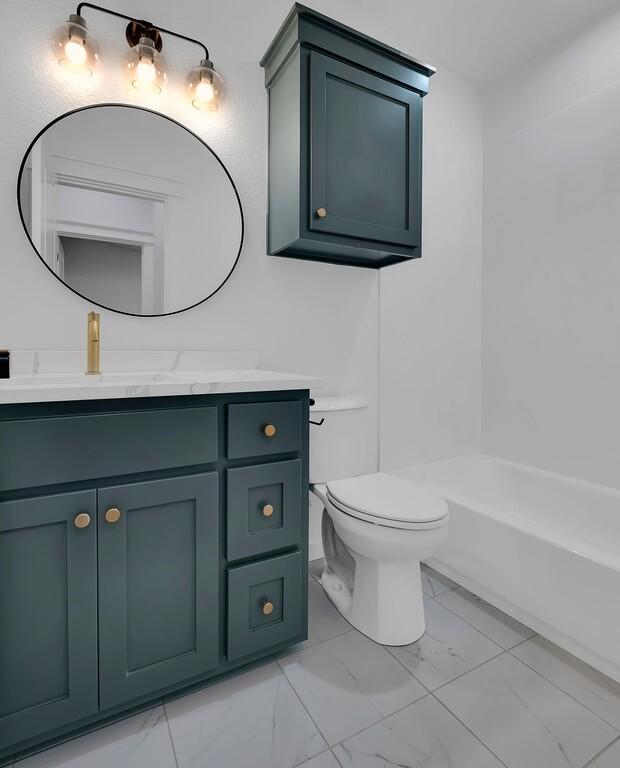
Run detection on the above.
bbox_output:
[0,366,314,762]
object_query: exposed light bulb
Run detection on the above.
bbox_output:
[53,14,98,77]
[187,59,223,112]
[64,37,87,65]
[126,37,165,94]
[136,57,156,84]
[196,80,214,102]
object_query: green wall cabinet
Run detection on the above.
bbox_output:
[0,390,309,764]
[261,3,434,268]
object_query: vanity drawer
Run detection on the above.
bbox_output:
[227,400,302,459]
[227,550,303,660]
[227,459,302,562]
[0,406,218,492]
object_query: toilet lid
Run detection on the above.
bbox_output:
[326,473,448,525]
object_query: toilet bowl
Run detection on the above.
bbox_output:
[310,397,449,645]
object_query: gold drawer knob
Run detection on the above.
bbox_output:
[74,512,91,529]
[316,207,327,218]
[263,424,277,438]
[262,601,274,616]
[105,507,121,524]
[262,504,274,518]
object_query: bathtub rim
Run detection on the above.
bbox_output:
[395,453,620,572]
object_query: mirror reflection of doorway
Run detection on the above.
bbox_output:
[58,236,143,315]
[18,105,244,315]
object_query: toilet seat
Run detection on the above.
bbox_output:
[326,472,449,530]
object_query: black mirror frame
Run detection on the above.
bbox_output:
[16,103,244,318]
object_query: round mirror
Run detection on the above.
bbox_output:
[18,105,243,316]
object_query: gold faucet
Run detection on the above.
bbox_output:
[86,311,101,375]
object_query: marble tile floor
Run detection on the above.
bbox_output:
[12,561,620,768]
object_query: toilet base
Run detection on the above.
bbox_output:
[311,482,447,647]
[320,557,426,646]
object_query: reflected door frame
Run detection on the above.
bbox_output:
[39,153,184,315]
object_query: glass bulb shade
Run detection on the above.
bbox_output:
[125,37,166,94]
[186,60,223,111]
[53,15,98,77]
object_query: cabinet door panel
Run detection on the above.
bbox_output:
[0,491,98,750]
[309,51,422,247]
[98,473,219,709]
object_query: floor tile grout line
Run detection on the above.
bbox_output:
[299,687,510,768]
[162,701,181,768]
[276,625,359,663]
[583,734,620,768]
[420,598,506,655]
[274,656,333,751]
[429,647,508,695]
[506,647,620,735]
[431,588,537,651]
[277,654,429,751]
[380,644,433,695]
[428,692,511,768]
[291,747,343,768]
[429,584,620,733]
[431,650,619,768]
[381,622,506,696]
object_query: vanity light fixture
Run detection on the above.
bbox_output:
[53,3,223,110]
[125,36,166,94]
[186,59,223,111]
[53,13,99,76]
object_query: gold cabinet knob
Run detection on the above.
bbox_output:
[262,601,274,616]
[263,424,277,438]
[74,512,91,529]
[262,504,274,518]
[105,507,121,524]
[316,207,327,218]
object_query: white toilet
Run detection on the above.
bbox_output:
[310,396,449,646]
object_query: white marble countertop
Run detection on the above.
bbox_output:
[0,350,321,405]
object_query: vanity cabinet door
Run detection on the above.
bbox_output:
[0,491,98,751]
[308,51,422,249]
[97,473,219,710]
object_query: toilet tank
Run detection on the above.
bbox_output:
[309,395,369,483]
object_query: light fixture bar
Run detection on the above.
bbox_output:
[75,2,210,60]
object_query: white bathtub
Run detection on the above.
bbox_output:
[396,455,620,682]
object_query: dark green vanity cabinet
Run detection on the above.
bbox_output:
[0,390,309,763]
[261,3,434,268]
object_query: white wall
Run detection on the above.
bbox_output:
[482,7,620,487]
[379,69,483,470]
